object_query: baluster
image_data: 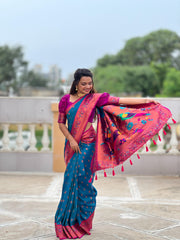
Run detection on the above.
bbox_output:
[156,129,165,153]
[15,124,24,151]
[28,124,37,152]
[1,124,10,151]
[41,124,50,151]
[169,123,179,154]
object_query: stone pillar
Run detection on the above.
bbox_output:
[15,124,24,151]
[41,124,50,151]
[28,124,37,152]
[156,129,165,153]
[1,124,10,151]
[51,102,66,172]
[169,123,179,154]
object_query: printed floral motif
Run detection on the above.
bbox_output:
[127,122,133,130]
[119,138,126,144]
[141,120,147,124]
[118,112,136,120]
[113,130,121,141]
[105,128,111,140]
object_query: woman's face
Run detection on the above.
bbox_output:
[77,76,93,95]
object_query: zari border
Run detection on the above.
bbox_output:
[55,212,94,239]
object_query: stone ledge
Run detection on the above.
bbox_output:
[0,152,53,172]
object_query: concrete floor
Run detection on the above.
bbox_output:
[0,172,180,240]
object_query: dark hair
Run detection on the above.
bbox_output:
[70,68,96,95]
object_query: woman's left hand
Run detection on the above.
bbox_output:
[145,99,159,104]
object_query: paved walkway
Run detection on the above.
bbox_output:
[0,172,180,240]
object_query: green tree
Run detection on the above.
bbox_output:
[97,54,116,67]
[123,66,160,96]
[161,68,180,97]
[97,29,180,68]
[173,54,180,70]
[150,62,170,92]
[0,45,27,91]
[115,37,147,66]
[93,65,125,94]
[93,65,159,96]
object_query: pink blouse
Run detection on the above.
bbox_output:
[58,93,119,124]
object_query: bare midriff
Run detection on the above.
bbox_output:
[85,122,92,132]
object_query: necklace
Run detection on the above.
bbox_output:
[76,92,86,97]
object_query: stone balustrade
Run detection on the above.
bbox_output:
[0,123,51,152]
[0,97,180,174]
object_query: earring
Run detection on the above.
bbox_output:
[76,86,78,91]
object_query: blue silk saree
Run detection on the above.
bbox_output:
[55,93,173,239]
[55,94,102,239]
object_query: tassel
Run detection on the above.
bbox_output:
[137,153,140,159]
[158,134,161,141]
[172,118,176,124]
[129,159,133,165]
[121,165,124,172]
[163,129,167,135]
[146,145,149,152]
[88,175,93,183]
[104,170,107,177]
[152,139,157,145]
[112,168,115,176]
[95,173,98,180]
[167,124,171,130]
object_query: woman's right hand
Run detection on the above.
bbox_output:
[69,139,82,154]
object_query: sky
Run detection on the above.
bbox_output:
[0,0,180,79]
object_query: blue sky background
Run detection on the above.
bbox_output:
[0,0,180,78]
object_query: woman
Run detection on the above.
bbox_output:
[55,68,172,239]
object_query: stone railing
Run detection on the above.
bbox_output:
[0,123,51,152]
[0,97,180,174]
[140,120,180,154]
[0,97,57,172]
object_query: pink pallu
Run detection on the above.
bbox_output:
[91,101,172,173]
[63,93,172,174]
